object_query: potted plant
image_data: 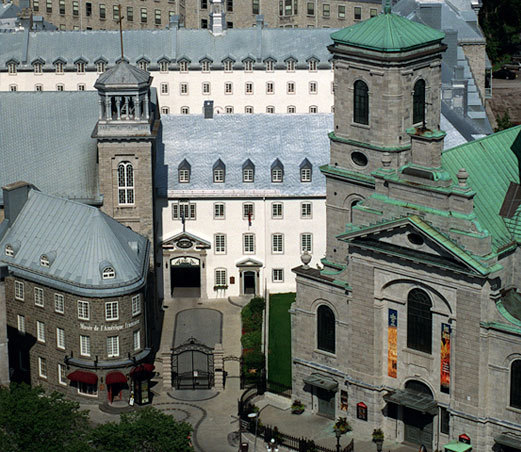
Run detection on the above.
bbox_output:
[333,417,352,434]
[291,399,305,414]
[372,428,384,452]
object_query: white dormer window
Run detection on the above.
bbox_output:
[265,60,274,72]
[97,62,106,73]
[138,60,148,71]
[40,255,50,267]
[223,60,233,72]
[244,60,253,72]
[76,62,85,73]
[272,168,283,182]
[34,63,43,74]
[201,60,211,72]
[179,169,190,183]
[286,59,295,72]
[308,60,317,71]
[55,62,64,74]
[301,167,312,182]
[179,60,188,72]
[8,62,17,74]
[5,245,14,257]
[102,266,116,279]
[159,60,169,72]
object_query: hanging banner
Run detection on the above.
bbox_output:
[387,309,398,378]
[440,323,451,393]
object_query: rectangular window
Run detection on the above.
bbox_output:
[59,0,65,14]
[35,84,43,92]
[226,0,232,11]
[172,202,196,220]
[354,6,361,20]
[301,168,312,182]
[286,60,295,71]
[57,84,64,91]
[72,0,78,15]
[17,315,25,334]
[243,234,255,254]
[105,301,119,321]
[338,4,345,18]
[252,0,259,14]
[15,281,24,301]
[77,300,89,320]
[272,268,284,282]
[127,6,133,21]
[46,0,52,13]
[133,330,141,351]
[55,62,63,74]
[107,336,119,357]
[56,327,65,349]
[34,287,44,307]
[58,363,67,385]
[99,3,105,18]
[440,407,450,434]
[78,381,97,396]
[370,8,377,17]
[215,269,227,286]
[34,63,42,74]
[245,82,253,94]
[301,202,312,218]
[265,60,274,72]
[9,85,17,92]
[37,321,46,343]
[160,61,169,72]
[266,82,274,94]
[179,169,190,182]
[33,0,39,12]
[287,82,295,94]
[243,203,254,220]
[179,61,188,72]
[141,7,147,22]
[309,81,317,94]
[201,0,207,8]
[214,203,225,219]
[272,234,284,254]
[307,2,314,15]
[215,234,226,254]
[54,293,64,313]
[155,9,161,24]
[180,82,188,95]
[301,233,312,253]
[202,82,211,94]
[85,1,91,16]
[272,202,283,219]
[132,294,141,316]
[323,3,330,17]
[243,168,254,182]
[160,82,169,95]
[224,82,233,94]
[214,168,225,182]
[225,106,234,114]
[38,357,47,378]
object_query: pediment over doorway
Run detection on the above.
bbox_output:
[236,258,263,268]
[162,231,211,250]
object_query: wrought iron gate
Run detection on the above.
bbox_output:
[171,337,214,390]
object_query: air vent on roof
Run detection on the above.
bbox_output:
[500,182,521,219]
[128,241,139,254]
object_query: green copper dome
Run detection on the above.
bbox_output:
[330,10,445,53]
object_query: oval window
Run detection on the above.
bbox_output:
[351,152,368,167]
[408,233,424,246]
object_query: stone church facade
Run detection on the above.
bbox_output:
[291,4,521,451]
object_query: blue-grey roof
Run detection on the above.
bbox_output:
[0,91,100,203]
[0,189,149,297]
[0,26,335,69]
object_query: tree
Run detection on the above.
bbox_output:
[0,383,91,452]
[89,406,193,452]
[495,111,514,131]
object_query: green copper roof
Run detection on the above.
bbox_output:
[441,125,521,252]
[330,12,445,52]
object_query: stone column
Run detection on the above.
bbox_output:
[116,96,121,120]
[135,95,141,119]
[98,97,105,119]
[213,343,224,390]
[124,97,130,119]
[163,250,172,306]
[144,93,149,120]
[105,96,111,120]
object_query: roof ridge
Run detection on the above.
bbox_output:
[442,125,521,155]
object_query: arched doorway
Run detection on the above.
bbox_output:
[403,380,434,449]
[170,256,201,297]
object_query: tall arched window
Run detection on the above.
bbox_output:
[407,288,432,354]
[413,79,426,125]
[353,80,369,125]
[511,360,521,408]
[317,305,335,353]
[117,162,134,205]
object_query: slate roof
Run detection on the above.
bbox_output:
[95,60,151,88]
[0,189,149,297]
[0,91,100,204]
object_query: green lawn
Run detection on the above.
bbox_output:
[267,292,295,393]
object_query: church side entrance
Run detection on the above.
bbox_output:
[404,407,433,447]
[316,387,336,419]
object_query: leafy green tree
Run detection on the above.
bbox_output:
[495,111,514,131]
[0,383,91,452]
[89,406,193,452]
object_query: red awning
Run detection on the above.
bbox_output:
[67,370,98,385]
[106,371,127,385]
[130,363,155,376]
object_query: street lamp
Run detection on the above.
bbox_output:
[248,412,259,452]
[335,429,341,452]
[267,438,279,452]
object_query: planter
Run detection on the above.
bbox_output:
[291,408,304,415]
[374,439,383,452]
[333,417,351,435]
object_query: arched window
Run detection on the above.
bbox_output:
[413,79,426,125]
[5,245,14,257]
[511,360,521,408]
[407,288,432,354]
[102,266,116,279]
[317,305,335,353]
[350,199,361,223]
[117,162,134,205]
[353,80,369,125]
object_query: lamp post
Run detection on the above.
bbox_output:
[335,429,341,452]
[248,412,259,452]
[266,438,279,452]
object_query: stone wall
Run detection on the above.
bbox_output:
[461,43,486,102]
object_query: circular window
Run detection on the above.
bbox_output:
[351,152,368,167]
[407,233,424,246]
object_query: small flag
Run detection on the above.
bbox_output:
[248,211,252,227]
[181,210,185,225]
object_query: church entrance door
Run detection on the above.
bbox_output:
[316,387,336,419]
[403,407,433,448]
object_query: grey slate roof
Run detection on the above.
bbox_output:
[0,91,100,204]
[0,189,149,297]
[95,60,152,88]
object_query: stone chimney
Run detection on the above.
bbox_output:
[210,0,226,35]
[2,181,35,224]
[418,2,442,30]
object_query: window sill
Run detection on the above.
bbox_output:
[351,121,370,129]
[506,406,521,415]
[314,348,337,358]
[403,347,434,360]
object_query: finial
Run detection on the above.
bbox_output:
[457,168,469,187]
[383,0,392,14]
[301,251,311,269]
[382,152,391,168]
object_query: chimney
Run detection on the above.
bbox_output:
[2,181,35,224]
[210,0,226,35]
[204,100,214,119]
[418,3,442,31]
[169,14,180,29]
[255,15,264,62]
[443,29,458,71]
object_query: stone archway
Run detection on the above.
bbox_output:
[170,256,201,297]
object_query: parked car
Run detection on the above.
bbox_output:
[493,67,517,79]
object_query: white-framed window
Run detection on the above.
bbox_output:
[215,268,227,286]
[17,314,25,333]
[14,281,24,301]
[272,168,283,183]
[5,245,14,257]
[265,60,274,72]
[132,294,141,316]
[215,234,227,254]
[8,62,17,74]
[244,59,254,72]
[243,203,254,220]
[225,82,233,94]
[272,233,284,254]
[35,84,43,92]
[38,357,47,378]
[56,327,65,349]
[33,62,43,74]
[287,105,296,113]
[243,233,255,254]
[266,81,274,94]
[9,84,18,92]
[272,202,283,219]
[179,60,188,72]
[354,6,361,20]
[287,82,296,94]
[55,62,64,73]
[245,106,254,114]
[301,167,312,182]
[102,266,115,279]
[309,81,317,94]
[309,105,318,113]
[370,8,377,17]
[107,336,119,357]
[323,3,330,17]
[58,363,67,385]
[201,60,211,72]
[266,106,275,113]
[161,106,170,114]
[272,268,284,282]
[105,301,119,321]
[140,7,147,23]
[214,203,225,219]
[179,168,190,183]
[180,82,188,95]
[76,61,85,73]
[309,60,317,71]
[225,106,234,114]
[301,233,313,253]
[159,60,169,72]
[243,167,254,182]
[54,294,64,313]
[80,335,90,356]
[56,84,64,91]
[214,167,225,182]
[77,84,85,91]
[181,106,190,115]
[245,82,254,94]
[160,82,169,95]
[78,381,97,396]
[78,300,89,320]
[133,330,141,351]
[172,201,196,220]
[301,202,312,218]
[97,61,106,73]
[34,287,44,307]
[338,4,345,18]
[286,60,295,72]
[223,60,233,72]
[202,82,211,95]
[37,321,45,343]
[40,255,50,267]
[117,161,134,205]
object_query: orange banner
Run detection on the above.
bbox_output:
[440,323,451,393]
[388,309,397,378]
